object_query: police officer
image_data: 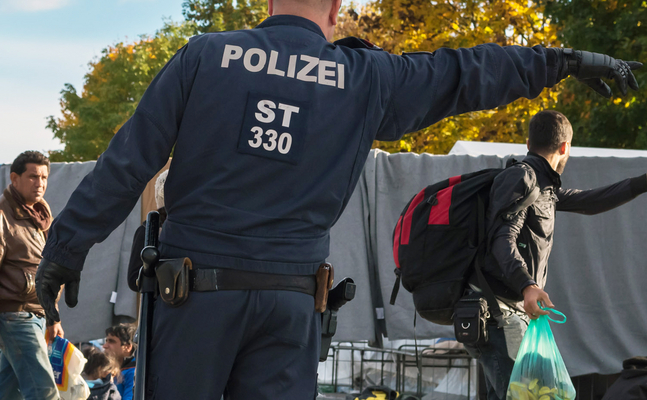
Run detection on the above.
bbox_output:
[35,0,641,397]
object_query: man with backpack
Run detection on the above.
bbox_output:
[465,110,647,399]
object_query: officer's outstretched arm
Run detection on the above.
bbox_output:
[376,44,560,141]
[555,48,642,98]
[375,45,641,142]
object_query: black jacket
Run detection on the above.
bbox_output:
[88,376,121,400]
[483,152,647,302]
[601,357,647,400]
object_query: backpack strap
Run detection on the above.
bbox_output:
[475,193,505,326]
[505,161,540,215]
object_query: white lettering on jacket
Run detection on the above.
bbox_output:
[221,44,345,89]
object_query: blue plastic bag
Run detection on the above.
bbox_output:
[506,307,576,400]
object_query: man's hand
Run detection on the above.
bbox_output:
[522,284,554,320]
[557,49,642,98]
[46,322,65,343]
[35,259,81,326]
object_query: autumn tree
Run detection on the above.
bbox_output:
[336,0,562,154]
[182,0,268,33]
[47,22,196,161]
[545,0,647,149]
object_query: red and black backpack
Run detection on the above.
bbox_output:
[390,163,538,325]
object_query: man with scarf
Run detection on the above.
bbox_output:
[0,151,62,400]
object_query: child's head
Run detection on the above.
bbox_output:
[82,347,121,381]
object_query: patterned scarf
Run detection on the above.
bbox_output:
[9,184,52,233]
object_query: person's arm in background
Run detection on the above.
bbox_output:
[556,174,647,214]
[120,367,134,400]
[127,225,146,293]
[0,214,5,274]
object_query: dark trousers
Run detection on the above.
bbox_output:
[145,290,321,400]
[464,311,528,400]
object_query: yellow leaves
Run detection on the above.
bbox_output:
[622,97,636,109]
[613,97,623,104]
[399,140,412,152]
[339,0,563,154]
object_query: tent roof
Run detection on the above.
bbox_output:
[449,140,647,158]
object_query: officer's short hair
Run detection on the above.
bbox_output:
[528,111,573,154]
[106,323,138,351]
[10,151,50,175]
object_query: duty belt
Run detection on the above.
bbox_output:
[189,268,317,297]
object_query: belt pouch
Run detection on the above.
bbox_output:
[314,263,334,313]
[453,292,489,345]
[156,258,193,307]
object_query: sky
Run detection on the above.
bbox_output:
[0,0,187,164]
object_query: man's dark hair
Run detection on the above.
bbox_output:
[10,151,50,175]
[528,111,573,153]
[106,323,137,352]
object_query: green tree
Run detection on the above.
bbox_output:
[48,22,196,161]
[545,0,647,149]
[182,0,268,33]
[336,0,562,154]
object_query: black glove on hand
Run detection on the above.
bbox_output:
[557,48,642,97]
[35,259,81,326]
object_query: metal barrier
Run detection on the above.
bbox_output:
[319,342,623,399]
[318,341,478,398]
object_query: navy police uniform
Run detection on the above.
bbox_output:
[42,15,562,399]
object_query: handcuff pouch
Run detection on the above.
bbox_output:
[156,258,193,307]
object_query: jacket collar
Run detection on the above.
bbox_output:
[255,15,326,39]
[522,152,562,188]
[3,185,31,221]
[122,354,136,369]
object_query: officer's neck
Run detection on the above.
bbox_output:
[268,0,338,41]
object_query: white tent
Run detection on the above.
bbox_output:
[4,145,646,377]
[449,140,647,158]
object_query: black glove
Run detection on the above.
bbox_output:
[557,48,642,97]
[35,259,81,326]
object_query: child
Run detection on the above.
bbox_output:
[82,347,122,400]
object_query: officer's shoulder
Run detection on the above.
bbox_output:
[181,31,238,56]
[186,30,240,46]
[333,37,384,51]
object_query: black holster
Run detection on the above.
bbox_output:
[156,258,193,307]
[320,277,356,361]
